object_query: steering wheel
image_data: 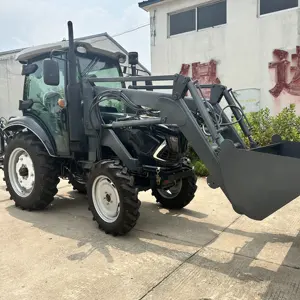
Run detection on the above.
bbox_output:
[30,100,49,112]
[43,91,62,105]
[43,91,64,114]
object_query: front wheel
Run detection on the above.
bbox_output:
[4,132,60,210]
[87,161,141,236]
[152,174,197,209]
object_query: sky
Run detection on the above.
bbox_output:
[0,0,151,70]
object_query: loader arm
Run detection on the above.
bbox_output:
[91,74,248,189]
[88,74,300,221]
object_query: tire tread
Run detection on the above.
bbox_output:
[4,131,60,210]
[152,173,197,209]
[87,160,140,236]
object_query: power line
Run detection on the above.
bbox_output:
[79,23,151,51]
[111,23,150,38]
[0,22,151,75]
[79,23,150,44]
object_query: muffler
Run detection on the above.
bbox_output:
[219,138,300,220]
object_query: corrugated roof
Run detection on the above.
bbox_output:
[0,32,109,57]
[0,32,150,74]
[0,47,25,57]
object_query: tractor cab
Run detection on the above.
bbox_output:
[16,41,128,156]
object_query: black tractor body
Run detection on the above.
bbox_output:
[1,21,300,236]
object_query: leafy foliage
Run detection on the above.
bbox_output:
[235,104,300,146]
[188,104,300,177]
[187,145,209,177]
[102,99,124,112]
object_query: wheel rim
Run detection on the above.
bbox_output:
[157,180,183,199]
[92,175,120,223]
[8,148,35,197]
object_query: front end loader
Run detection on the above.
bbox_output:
[1,21,300,236]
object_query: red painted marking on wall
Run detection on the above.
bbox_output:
[179,64,190,76]
[269,47,300,97]
[268,49,290,98]
[180,60,221,98]
[288,46,300,96]
[192,60,221,98]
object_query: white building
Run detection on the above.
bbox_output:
[139,0,300,116]
[0,33,150,119]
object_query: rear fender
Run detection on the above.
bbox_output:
[3,116,57,157]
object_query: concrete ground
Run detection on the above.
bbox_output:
[1,172,300,300]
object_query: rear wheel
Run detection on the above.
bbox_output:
[4,132,60,210]
[152,174,197,209]
[87,161,141,236]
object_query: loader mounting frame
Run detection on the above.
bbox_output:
[87,73,300,222]
[89,73,248,190]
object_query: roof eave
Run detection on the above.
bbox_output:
[138,0,163,11]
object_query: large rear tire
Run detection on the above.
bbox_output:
[152,174,197,209]
[87,161,141,236]
[4,132,60,210]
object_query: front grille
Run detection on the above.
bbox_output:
[157,147,178,162]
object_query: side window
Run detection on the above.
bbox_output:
[169,9,196,36]
[77,55,122,88]
[23,55,69,155]
[260,0,298,16]
[92,67,122,88]
[24,57,65,106]
[197,1,227,30]
[168,1,227,37]
[77,55,125,113]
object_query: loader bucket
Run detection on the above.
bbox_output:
[219,139,300,220]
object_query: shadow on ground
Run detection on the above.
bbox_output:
[6,190,300,299]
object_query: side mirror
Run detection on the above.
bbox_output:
[22,64,38,76]
[43,59,60,86]
[128,52,139,65]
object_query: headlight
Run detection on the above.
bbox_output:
[166,136,179,152]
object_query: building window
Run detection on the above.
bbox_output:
[169,0,227,37]
[197,1,227,30]
[169,9,196,36]
[260,0,298,16]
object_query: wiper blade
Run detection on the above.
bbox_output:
[81,57,98,78]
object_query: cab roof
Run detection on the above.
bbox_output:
[16,40,126,64]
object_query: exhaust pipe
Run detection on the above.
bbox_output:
[66,21,85,151]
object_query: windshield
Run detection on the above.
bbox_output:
[77,55,122,88]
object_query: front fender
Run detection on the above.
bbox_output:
[3,116,57,157]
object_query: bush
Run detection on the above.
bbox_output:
[188,103,300,177]
[235,103,300,146]
[193,160,209,177]
[187,145,209,177]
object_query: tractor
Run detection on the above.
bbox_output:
[1,21,300,236]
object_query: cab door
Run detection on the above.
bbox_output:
[23,54,69,156]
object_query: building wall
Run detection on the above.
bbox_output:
[0,53,24,119]
[148,0,300,115]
